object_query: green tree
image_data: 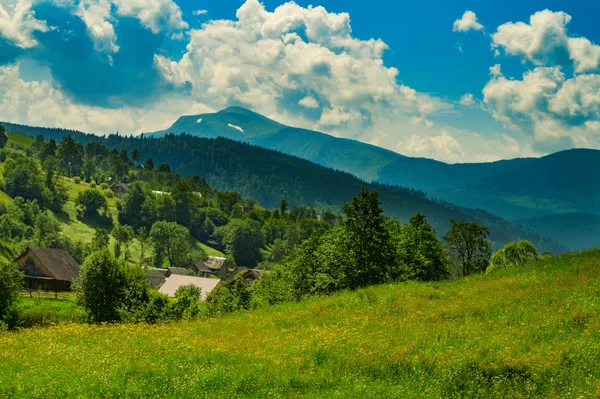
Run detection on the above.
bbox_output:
[280,199,289,216]
[444,220,492,277]
[489,240,538,272]
[397,213,449,282]
[130,148,140,164]
[91,228,110,251]
[0,123,7,149]
[136,227,150,264]
[144,157,154,171]
[215,191,242,213]
[33,213,61,247]
[74,250,127,323]
[215,219,265,268]
[341,188,394,289]
[56,135,83,177]
[3,157,49,206]
[117,182,147,229]
[150,221,191,268]
[75,189,107,218]
[38,139,57,164]
[0,260,23,324]
[111,224,134,259]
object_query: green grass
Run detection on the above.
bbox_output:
[1,250,600,397]
[6,131,35,150]
[14,297,86,328]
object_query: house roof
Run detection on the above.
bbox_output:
[225,267,264,284]
[21,247,80,281]
[158,275,221,300]
[190,261,212,273]
[112,183,129,190]
[145,268,167,278]
[167,267,188,275]
[205,256,227,271]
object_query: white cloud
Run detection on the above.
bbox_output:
[112,0,188,35]
[400,130,465,163]
[492,10,600,73]
[0,63,212,135]
[299,96,319,109]
[483,66,600,149]
[453,11,483,33]
[0,0,48,48]
[155,0,448,143]
[489,64,502,77]
[193,9,208,16]
[77,0,119,59]
[459,93,475,106]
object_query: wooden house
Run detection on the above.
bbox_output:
[15,247,80,292]
[111,183,129,198]
[226,267,264,284]
[189,261,215,278]
[203,257,228,278]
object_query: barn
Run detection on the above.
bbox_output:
[15,247,80,292]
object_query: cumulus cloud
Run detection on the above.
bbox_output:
[0,63,212,135]
[453,11,483,33]
[489,63,501,77]
[155,0,447,141]
[483,66,600,150]
[112,0,188,35]
[400,130,465,163]
[299,96,319,109]
[0,0,49,48]
[193,10,207,16]
[77,0,119,58]
[492,10,600,73]
[459,93,475,106]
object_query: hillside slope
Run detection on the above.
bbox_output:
[0,126,566,253]
[2,250,600,397]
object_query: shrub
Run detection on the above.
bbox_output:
[100,183,109,190]
[90,181,96,188]
[0,260,24,326]
[488,240,538,273]
[104,190,114,198]
[75,189,107,218]
[73,176,81,184]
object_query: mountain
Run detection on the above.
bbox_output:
[1,121,566,253]
[517,213,600,251]
[147,108,600,217]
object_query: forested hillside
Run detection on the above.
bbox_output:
[0,122,566,253]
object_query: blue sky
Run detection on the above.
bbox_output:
[1,0,599,163]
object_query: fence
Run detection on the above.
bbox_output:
[21,290,77,301]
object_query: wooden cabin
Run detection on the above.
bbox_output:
[15,247,80,292]
[203,257,228,278]
[226,267,264,284]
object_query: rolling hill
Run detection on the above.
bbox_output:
[0,124,566,253]
[517,213,600,251]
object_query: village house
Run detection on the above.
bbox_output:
[111,183,129,198]
[202,256,229,278]
[226,267,264,284]
[188,261,215,278]
[15,247,80,292]
[158,274,221,301]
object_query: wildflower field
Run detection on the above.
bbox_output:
[1,250,600,398]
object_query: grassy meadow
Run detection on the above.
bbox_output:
[1,250,599,398]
